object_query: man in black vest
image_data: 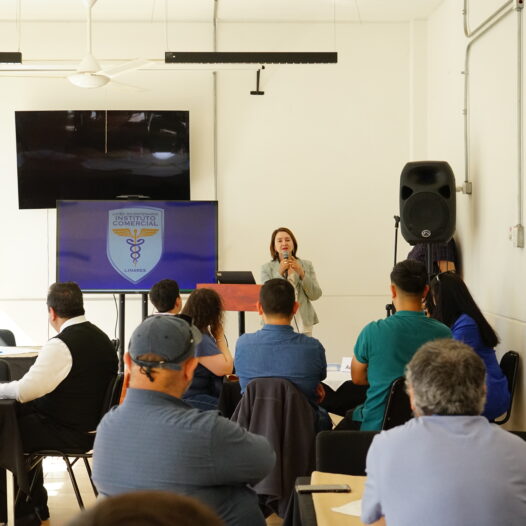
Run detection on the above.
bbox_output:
[0,282,118,524]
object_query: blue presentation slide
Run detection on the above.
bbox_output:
[57,200,217,292]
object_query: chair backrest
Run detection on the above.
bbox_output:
[100,373,124,418]
[508,430,526,442]
[316,430,379,476]
[231,377,317,517]
[0,329,16,347]
[493,350,520,425]
[381,376,412,430]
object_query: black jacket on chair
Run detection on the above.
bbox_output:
[231,377,317,518]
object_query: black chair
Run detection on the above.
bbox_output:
[0,329,16,347]
[381,376,412,430]
[316,430,379,476]
[508,430,526,441]
[25,372,124,509]
[493,351,519,425]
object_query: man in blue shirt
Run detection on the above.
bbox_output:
[362,339,526,526]
[235,279,328,424]
[93,315,275,526]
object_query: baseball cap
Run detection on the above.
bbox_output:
[129,315,202,370]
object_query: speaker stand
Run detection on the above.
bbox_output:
[426,243,433,282]
[385,215,401,318]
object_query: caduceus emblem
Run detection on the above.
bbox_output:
[112,228,159,265]
[107,207,164,284]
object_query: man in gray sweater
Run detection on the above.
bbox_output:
[93,315,275,526]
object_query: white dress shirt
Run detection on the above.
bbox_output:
[0,315,87,402]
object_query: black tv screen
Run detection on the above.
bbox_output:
[15,110,190,209]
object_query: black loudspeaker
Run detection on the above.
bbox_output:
[400,161,456,245]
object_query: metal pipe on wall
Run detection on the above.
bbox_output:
[462,4,515,188]
[517,6,524,228]
[463,0,514,38]
[213,0,219,202]
[462,0,524,242]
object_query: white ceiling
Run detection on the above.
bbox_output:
[0,0,444,23]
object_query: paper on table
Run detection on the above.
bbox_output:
[332,498,362,516]
[340,356,352,372]
[0,347,39,355]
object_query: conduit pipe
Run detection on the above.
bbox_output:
[462,4,515,191]
[213,0,219,201]
[463,0,514,38]
[462,0,524,241]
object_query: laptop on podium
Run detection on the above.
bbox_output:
[216,271,256,285]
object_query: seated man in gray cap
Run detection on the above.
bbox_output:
[361,339,526,526]
[92,315,275,526]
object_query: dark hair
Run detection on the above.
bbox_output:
[430,272,499,348]
[390,259,428,295]
[406,339,486,416]
[269,227,298,260]
[46,282,85,318]
[150,279,180,312]
[259,278,295,316]
[65,491,223,526]
[181,288,223,334]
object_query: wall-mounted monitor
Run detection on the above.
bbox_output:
[15,110,190,209]
[57,200,217,292]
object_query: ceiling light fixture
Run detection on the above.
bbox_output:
[165,52,337,64]
[0,52,22,63]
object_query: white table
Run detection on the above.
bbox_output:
[324,369,352,391]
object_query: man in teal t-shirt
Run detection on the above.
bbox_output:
[345,259,451,430]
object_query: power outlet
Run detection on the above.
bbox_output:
[510,224,525,248]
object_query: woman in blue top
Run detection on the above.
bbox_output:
[430,272,510,420]
[181,288,233,411]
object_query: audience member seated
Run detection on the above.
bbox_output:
[66,491,223,526]
[0,282,117,525]
[430,271,510,420]
[180,288,233,410]
[331,260,451,430]
[362,339,526,525]
[235,278,329,429]
[149,279,182,315]
[407,238,458,276]
[92,315,275,526]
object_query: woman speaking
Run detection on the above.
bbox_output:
[261,227,322,335]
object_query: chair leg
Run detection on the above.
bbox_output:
[82,457,98,497]
[62,456,85,509]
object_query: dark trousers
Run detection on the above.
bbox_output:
[320,381,368,417]
[0,402,94,522]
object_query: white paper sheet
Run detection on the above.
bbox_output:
[332,498,362,516]
[0,346,39,355]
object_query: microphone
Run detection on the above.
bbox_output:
[282,250,289,278]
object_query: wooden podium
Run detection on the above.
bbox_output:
[196,283,261,336]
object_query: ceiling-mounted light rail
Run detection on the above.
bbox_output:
[0,52,22,63]
[165,52,337,64]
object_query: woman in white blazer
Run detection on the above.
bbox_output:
[261,227,322,335]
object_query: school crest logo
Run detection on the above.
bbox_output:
[107,207,164,283]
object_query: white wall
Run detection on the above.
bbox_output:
[428,0,526,429]
[0,19,415,359]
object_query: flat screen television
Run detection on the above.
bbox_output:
[57,200,217,292]
[15,110,190,209]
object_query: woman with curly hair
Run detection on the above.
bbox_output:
[181,288,233,410]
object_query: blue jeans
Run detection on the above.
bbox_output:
[183,393,219,411]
